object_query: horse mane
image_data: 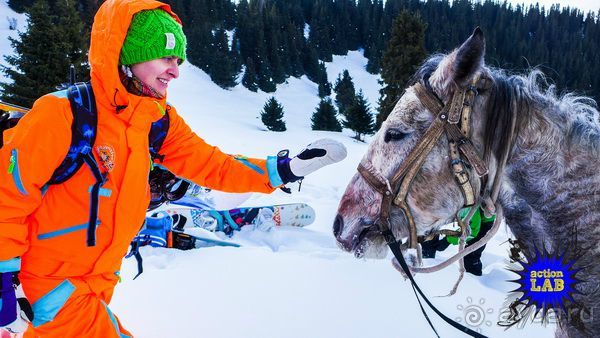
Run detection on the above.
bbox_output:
[485,68,600,162]
[412,55,600,164]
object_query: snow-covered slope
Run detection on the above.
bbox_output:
[0,1,556,337]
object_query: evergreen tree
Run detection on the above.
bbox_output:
[220,0,237,29]
[2,0,88,107]
[344,90,374,141]
[365,38,383,74]
[55,0,89,82]
[364,0,385,74]
[285,22,304,78]
[8,0,35,13]
[302,42,320,83]
[183,20,212,72]
[242,57,258,92]
[209,28,238,89]
[230,31,242,72]
[376,10,426,128]
[333,70,356,117]
[308,1,333,62]
[77,0,101,28]
[257,57,277,93]
[264,5,286,84]
[316,62,331,98]
[260,97,286,131]
[311,98,342,131]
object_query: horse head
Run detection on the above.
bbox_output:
[335,25,600,337]
[334,28,500,262]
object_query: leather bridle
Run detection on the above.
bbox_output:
[355,76,508,338]
[357,77,489,253]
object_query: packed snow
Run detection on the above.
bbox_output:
[0,1,559,337]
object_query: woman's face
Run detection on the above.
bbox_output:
[131,56,181,96]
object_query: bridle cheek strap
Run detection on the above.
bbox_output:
[358,79,488,252]
[354,78,498,338]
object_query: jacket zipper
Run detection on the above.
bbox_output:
[8,149,28,195]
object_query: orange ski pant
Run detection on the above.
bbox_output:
[23,293,131,338]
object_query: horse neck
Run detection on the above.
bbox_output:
[498,97,600,254]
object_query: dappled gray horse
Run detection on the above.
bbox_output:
[334,28,599,337]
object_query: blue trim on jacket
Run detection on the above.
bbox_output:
[0,258,21,273]
[38,221,101,240]
[234,156,265,175]
[32,280,75,327]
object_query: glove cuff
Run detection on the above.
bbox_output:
[276,150,303,184]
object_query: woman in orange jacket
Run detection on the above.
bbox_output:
[0,0,346,336]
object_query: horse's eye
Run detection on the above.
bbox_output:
[384,128,407,143]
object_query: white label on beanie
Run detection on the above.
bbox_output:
[165,33,176,50]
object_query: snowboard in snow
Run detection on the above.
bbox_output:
[171,227,241,248]
[158,183,253,211]
[163,203,316,234]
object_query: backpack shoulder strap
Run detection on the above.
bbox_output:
[148,109,170,162]
[47,82,98,184]
[47,82,105,247]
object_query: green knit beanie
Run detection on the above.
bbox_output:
[119,9,186,65]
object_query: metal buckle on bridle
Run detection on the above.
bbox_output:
[466,84,478,96]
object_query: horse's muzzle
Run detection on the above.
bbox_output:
[333,214,379,255]
[333,214,352,251]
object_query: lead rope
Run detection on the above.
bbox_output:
[384,79,508,336]
[384,225,488,338]
[443,208,475,297]
[387,204,504,338]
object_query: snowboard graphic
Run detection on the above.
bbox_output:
[170,183,253,210]
[163,203,316,234]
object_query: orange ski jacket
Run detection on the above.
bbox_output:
[0,0,280,307]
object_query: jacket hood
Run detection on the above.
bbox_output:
[89,0,182,122]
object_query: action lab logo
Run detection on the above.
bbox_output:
[508,246,583,316]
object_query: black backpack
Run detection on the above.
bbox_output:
[0,82,189,246]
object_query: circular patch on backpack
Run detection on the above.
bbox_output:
[96,145,115,172]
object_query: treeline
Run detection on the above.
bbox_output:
[160,0,600,100]
[5,0,600,101]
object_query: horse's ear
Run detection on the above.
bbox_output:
[453,27,485,86]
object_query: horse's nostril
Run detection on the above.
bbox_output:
[333,214,344,237]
